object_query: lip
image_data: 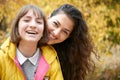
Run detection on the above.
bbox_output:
[26,30,38,34]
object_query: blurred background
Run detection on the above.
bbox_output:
[0,0,120,80]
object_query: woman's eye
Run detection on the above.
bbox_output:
[63,30,68,35]
[53,22,57,25]
[53,22,58,27]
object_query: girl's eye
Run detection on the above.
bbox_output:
[24,19,30,22]
[36,19,43,24]
[37,21,42,24]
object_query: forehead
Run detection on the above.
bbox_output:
[23,9,42,18]
[49,13,74,31]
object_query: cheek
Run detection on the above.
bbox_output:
[18,24,25,32]
[38,25,44,33]
[47,21,53,29]
[18,27,24,37]
[59,35,68,42]
[18,25,22,35]
[18,21,25,32]
[47,25,52,32]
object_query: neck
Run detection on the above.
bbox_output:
[18,41,38,58]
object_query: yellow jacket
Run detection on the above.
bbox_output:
[0,38,63,80]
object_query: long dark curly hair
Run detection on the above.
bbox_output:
[51,4,96,80]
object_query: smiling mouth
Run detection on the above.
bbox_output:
[26,31,38,35]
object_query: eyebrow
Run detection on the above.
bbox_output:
[55,20,71,33]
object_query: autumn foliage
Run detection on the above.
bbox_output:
[0,0,120,80]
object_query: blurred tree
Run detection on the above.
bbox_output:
[0,0,120,79]
[0,16,7,31]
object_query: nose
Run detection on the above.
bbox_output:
[53,29,61,37]
[30,20,36,29]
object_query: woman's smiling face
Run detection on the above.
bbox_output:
[47,13,74,45]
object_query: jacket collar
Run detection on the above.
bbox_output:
[17,48,40,65]
[34,55,49,80]
[34,45,57,80]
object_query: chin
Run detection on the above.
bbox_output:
[26,39,39,42]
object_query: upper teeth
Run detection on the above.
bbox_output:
[27,31,37,34]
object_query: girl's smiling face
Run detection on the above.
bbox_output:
[18,9,44,43]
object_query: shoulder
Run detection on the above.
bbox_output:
[0,37,11,56]
[0,37,14,51]
[41,45,63,80]
[0,38,11,67]
[40,45,57,64]
[0,37,16,59]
